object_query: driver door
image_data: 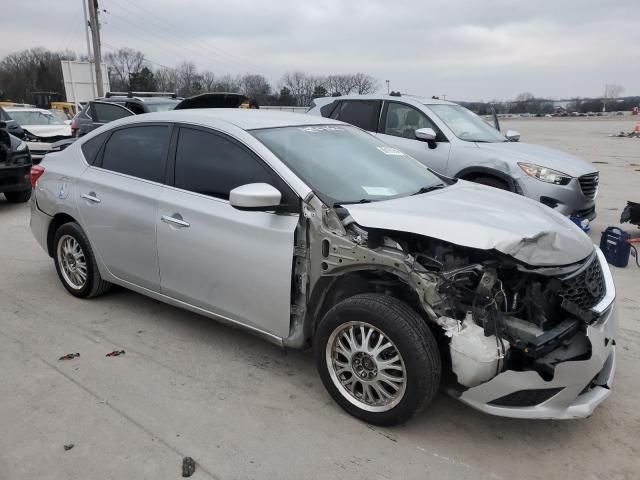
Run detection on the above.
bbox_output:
[156,126,299,338]
[377,102,451,173]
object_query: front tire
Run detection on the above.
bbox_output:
[4,188,32,203]
[314,294,441,425]
[53,222,112,298]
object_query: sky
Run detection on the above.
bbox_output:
[2,0,637,101]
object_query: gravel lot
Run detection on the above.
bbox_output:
[1,117,639,480]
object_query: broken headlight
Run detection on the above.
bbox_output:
[518,163,571,185]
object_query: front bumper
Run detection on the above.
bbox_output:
[459,249,617,419]
[517,175,597,220]
[26,141,54,163]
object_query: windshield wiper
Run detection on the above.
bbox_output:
[411,184,446,196]
[335,198,373,206]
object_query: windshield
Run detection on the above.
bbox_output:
[428,104,505,143]
[252,125,446,205]
[146,101,179,112]
[7,110,65,126]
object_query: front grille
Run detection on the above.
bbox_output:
[578,172,599,199]
[559,255,606,313]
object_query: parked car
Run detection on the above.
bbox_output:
[0,106,25,138]
[309,95,600,220]
[71,92,181,137]
[31,110,616,425]
[2,107,72,163]
[71,92,252,137]
[0,122,32,203]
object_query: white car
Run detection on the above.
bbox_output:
[4,107,72,162]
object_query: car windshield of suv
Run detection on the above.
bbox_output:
[428,104,506,143]
[145,101,179,112]
[7,110,65,126]
[252,125,446,205]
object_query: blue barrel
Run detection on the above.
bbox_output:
[600,227,631,267]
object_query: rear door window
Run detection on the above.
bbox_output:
[100,125,171,182]
[90,102,134,124]
[331,100,381,132]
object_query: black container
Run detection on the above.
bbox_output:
[600,227,631,267]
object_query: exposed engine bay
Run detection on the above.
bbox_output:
[293,195,609,395]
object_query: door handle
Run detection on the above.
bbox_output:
[161,214,190,228]
[81,192,101,203]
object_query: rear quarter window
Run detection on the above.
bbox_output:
[80,131,109,165]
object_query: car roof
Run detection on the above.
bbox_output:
[315,94,457,106]
[113,108,345,130]
[99,96,180,103]
[5,107,51,113]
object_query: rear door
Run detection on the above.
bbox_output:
[76,123,172,291]
[377,101,451,173]
[156,125,299,338]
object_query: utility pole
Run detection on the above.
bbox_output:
[386,80,390,95]
[87,0,104,97]
[81,0,96,98]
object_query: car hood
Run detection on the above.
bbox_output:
[475,142,596,177]
[23,125,72,139]
[343,181,594,266]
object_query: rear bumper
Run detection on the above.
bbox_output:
[30,196,52,255]
[0,165,31,193]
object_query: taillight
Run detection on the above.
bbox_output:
[30,165,45,188]
[71,119,78,136]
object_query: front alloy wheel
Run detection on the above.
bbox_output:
[315,293,441,425]
[327,321,407,412]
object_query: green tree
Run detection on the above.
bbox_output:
[129,67,156,91]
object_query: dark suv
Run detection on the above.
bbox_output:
[71,92,180,137]
[0,121,32,203]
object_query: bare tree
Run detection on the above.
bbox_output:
[515,92,535,102]
[104,48,146,91]
[280,71,328,106]
[213,74,241,92]
[239,74,271,103]
[154,67,179,93]
[351,72,379,95]
[176,61,198,96]
[603,84,624,111]
[201,70,216,91]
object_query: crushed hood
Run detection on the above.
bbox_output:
[23,125,72,139]
[344,181,594,266]
[476,142,596,177]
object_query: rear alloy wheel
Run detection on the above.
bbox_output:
[314,293,441,425]
[53,222,111,298]
[4,189,32,203]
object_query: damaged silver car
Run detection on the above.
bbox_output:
[30,110,616,425]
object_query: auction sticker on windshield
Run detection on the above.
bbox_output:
[376,146,405,156]
[361,186,398,196]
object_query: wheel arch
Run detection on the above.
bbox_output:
[46,213,77,257]
[454,166,516,192]
[305,268,429,341]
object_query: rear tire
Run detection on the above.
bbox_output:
[4,189,32,203]
[472,176,510,191]
[53,222,112,298]
[314,293,441,426]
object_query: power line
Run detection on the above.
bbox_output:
[105,0,265,73]
[103,0,263,74]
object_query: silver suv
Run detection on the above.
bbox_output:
[308,95,599,220]
[31,109,616,425]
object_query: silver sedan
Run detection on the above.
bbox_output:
[30,109,616,425]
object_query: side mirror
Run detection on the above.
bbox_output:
[415,127,437,141]
[229,183,282,211]
[505,130,521,142]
